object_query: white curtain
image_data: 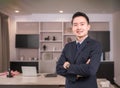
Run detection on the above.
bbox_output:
[0,12,9,72]
[0,16,2,72]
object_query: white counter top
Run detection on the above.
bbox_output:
[0,73,115,88]
[0,74,65,85]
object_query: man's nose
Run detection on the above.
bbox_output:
[77,25,81,29]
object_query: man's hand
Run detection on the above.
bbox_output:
[86,59,90,64]
[63,61,70,69]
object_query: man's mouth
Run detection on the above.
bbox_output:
[76,31,83,33]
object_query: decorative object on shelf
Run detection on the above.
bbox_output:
[52,36,56,41]
[31,57,34,60]
[34,57,38,60]
[53,47,56,51]
[28,57,31,61]
[30,57,38,61]
[43,53,53,60]
[43,45,47,51]
[20,56,24,61]
[67,37,72,43]
[44,36,50,40]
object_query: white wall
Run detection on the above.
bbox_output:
[0,16,2,71]
[113,11,120,86]
[9,16,16,60]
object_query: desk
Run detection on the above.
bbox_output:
[0,74,115,88]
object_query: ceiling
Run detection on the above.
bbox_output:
[0,0,120,16]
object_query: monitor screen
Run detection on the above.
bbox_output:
[88,31,110,52]
[15,34,39,49]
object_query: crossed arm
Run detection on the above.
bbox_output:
[63,59,91,78]
[63,59,90,69]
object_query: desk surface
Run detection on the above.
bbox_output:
[0,74,65,85]
[0,73,115,88]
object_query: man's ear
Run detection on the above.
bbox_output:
[87,24,91,31]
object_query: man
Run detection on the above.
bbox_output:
[56,12,102,88]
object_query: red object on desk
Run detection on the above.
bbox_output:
[0,70,20,76]
[0,72,7,76]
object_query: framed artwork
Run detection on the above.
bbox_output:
[42,53,53,60]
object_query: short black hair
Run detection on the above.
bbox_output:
[71,12,89,24]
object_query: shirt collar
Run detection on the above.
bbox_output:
[76,35,88,44]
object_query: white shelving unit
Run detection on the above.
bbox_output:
[39,22,63,61]
[14,21,110,73]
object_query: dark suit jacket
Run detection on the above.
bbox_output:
[56,37,102,88]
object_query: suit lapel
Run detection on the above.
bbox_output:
[73,37,90,63]
[70,41,77,63]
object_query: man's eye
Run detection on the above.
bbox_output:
[73,24,78,26]
[81,24,84,26]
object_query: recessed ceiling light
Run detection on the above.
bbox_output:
[59,10,63,13]
[15,10,20,13]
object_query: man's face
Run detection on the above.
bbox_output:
[72,16,90,39]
